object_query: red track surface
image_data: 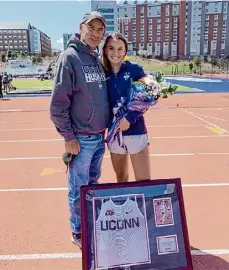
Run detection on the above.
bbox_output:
[0,94,229,270]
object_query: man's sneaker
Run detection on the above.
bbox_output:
[71,232,82,249]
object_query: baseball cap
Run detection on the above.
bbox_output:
[81,11,106,27]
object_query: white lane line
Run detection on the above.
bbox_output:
[0,121,36,124]
[0,188,68,192]
[0,249,228,260]
[149,117,195,120]
[0,253,81,260]
[0,139,62,143]
[183,109,229,134]
[147,125,204,128]
[0,183,229,192]
[191,113,227,122]
[0,109,48,113]
[198,108,223,111]
[1,152,229,161]
[0,125,203,132]
[1,134,229,143]
[148,135,229,139]
[0,128,54,132]
[191,249,229,256]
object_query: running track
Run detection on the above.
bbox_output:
[0,93,229,269]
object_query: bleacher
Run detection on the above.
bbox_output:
[5,63,50,78]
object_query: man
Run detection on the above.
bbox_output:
[50,11,110,249]
[0,73,3,98]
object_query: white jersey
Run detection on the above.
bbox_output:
[93,195,151,269]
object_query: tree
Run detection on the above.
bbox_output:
[203,55,208,63]
[189,63,193,72]
[193,56,201,74]
[20,51,27,58]
[211,57,218,74]
[1,54,6,63]
[7,51,12,59]
[225,55,229,78]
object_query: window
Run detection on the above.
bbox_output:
[98,8,114,13]
[103,15,114,19]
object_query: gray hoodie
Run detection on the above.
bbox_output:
[50,34,110,141]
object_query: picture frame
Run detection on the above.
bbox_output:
[80,178,193,270]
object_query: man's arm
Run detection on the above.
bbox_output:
[50,53,75,141]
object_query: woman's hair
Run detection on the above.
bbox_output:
[102,32,128,72]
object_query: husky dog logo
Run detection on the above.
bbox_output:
[123,72,130,81]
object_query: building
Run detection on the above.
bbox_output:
[0,22,52,56]
[91,0,118,37]
[40,30,52,56]
[116,0,229,58]
[63,33,72,50]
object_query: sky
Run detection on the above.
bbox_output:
[0,1,92,50]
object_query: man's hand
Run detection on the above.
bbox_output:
[117,117,130,132]
[65,139,80,155]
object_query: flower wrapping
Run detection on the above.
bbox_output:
[105,74,177,146]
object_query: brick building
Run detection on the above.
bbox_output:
[116,0,229,58]
[0,22,52,56]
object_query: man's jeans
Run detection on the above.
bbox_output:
[68,134,105,233]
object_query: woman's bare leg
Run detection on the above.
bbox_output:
[110,153,129,183]
[130,145,151,181]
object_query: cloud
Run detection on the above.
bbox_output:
[56,37,63,44]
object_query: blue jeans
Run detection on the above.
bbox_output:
[68,134,105,233]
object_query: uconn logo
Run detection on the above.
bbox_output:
[100,217,140,231]
[105,209,115,216]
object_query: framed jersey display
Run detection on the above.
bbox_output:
[80,178,193,270]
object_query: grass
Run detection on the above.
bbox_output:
[12,78,53,90]
[175,85,199,92]
[11,78,197,94]
[128,56,216,75]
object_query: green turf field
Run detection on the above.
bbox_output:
[11,78,196,93]
[175,85,198,92]
[12,79,53,90]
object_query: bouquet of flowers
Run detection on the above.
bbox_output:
[105,73,178,145]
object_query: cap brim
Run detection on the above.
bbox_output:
[84,17,105,27]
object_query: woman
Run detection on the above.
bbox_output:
[102,32,151,183]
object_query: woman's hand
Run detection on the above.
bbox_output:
[117,117,130,132]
